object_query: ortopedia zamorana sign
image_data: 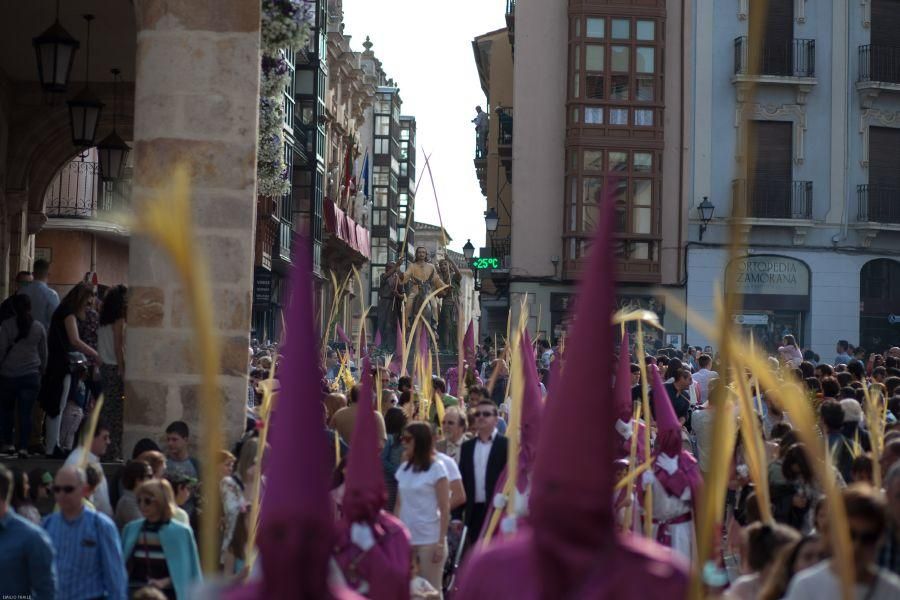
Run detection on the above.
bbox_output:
[725,255,810,297]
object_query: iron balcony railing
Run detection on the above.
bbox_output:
[732,179,813,219]
[44,159,131,219]
[858,45,900,84]
[734,37,816,78]
[857,184,900,224]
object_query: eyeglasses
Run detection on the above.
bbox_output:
[51,485,76,495]
[138,497,156,507]
[474,411,497,418]
[850,528,880,545]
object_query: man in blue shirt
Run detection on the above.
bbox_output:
[43,466,127,600]
[0,464,56,599]
[834,339,853,366]
[19,259,59,330]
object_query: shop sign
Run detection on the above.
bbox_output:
[254,269,273,305]
[733,314,769,325]
[726,256,810,297]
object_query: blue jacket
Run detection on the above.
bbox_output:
[121,519,202,599]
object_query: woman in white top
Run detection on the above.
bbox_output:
[778,335,804,369]
[395,421,450,596]
[97,285,126,460]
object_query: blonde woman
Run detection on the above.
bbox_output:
[122,479,201,599]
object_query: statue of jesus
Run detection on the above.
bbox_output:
[399,247,446,335]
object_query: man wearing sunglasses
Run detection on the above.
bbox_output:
[785,485,900,599]
[0,464,55,599]
[459,399,508,548]
[43,465,127,600]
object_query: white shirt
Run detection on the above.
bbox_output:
[473,429,498,503]
[64,448,113,517]
[395,460,448,545]
[785,562,900,600]
[435,452,461,482]
[97,325,118,365]
[691,369,718,405]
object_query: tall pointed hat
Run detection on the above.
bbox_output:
[517,330,543,494]
[614,333,633,422]
[342,357,385,523]
[463,320,475,367]
[389,319,403,375]
[528,180,618,596]
[649,364,682,457]
[242,235,357,600]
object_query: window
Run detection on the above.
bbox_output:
[611,19,630,39]
[636,47,655,73]
[585,107,603,123]
[375,116,391,136]
[373,166,389,186]
[609,108,628,125]
[586,18,605,38]
[584,150,604,171]
[611,46,630,71]
[636,20,655,41]
[375,139,389,154]
[634,109,654,126]
[374,188,388,207]
[636,77,654,102]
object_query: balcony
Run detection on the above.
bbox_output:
[43,158,131,239]
[732,179,813,220]
[858,45,900,104]
[496,107,513,182]
[733,37,816,102]
[857,185,900,224]
[474,132,487,195]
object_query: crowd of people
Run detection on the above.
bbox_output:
[3,264,900,600]
[0,260,128,462]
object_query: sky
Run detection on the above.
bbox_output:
[341,0,505,252]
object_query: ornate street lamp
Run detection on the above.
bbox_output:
[697,196,715,241]
[33,0,80,94]
[67,15,103,148]
[462,239,475,260]
[97,68,129,181]
[484,207,499,233]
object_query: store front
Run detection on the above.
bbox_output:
[725,255,811,352]
[860,259,900,352]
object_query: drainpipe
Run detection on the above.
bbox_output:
[834,0,852,245]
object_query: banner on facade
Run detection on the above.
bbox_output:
[254,269,274,305]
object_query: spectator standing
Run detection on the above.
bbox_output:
[436,407,471,464]
[0,294,47,457]
[834,340,853,366]
[19,259,59,332]
[64,423,114,517]
[459,399,508,544]
[122,479,202,598]
[381,407,407,513]
[0,270,33,321]
[9,466,42,525]
[691,354,718,406]
[394,422,449,595]
[0,464,56,600]
[43,465,127,600]
[97,284,127,461]
[164,421,201,517]
[116,460,153,530]
[330,384,387,448]
[218,450,245,570]
[38,283,100,457]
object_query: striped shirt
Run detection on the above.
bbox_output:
[127,526,170,588]
[43,506,127,600]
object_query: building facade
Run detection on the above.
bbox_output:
[687,0,900,358]
[476,0,690,343]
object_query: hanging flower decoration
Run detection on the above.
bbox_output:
[257,0,314,197]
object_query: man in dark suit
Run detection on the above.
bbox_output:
[459,398,508,547]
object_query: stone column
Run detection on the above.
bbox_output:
[124,1,260,453]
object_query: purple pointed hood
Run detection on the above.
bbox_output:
[463,321,475,367]
[342,357,385,523]
[528,180,617,596]
[649,365,682,457]
[336,324,354,361]
[615,334,633,422]
[517,331,543,494]
[389,320,403,375]
[253,235,341,599]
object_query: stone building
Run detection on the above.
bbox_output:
[0,1,263,449]
[686,0,900,358]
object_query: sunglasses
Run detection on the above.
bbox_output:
[474,411,496,418]
[850,529,880,545]
[138,497,157,507]
[51,485,76,495]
